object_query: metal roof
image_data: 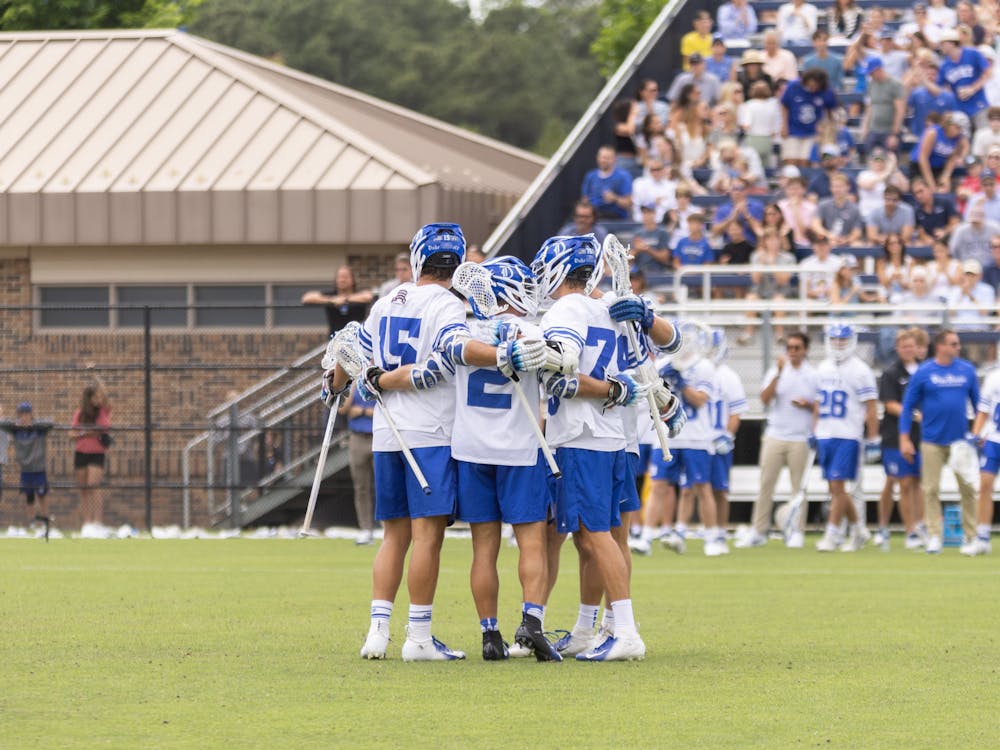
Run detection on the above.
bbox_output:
[0,29,545,246]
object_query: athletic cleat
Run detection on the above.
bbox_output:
[355,529,375,546]
[519,614,562,662]
[703,540,725,557]
[734,531,767,548]
[715,536,730,555]
[401,634,466,662]
[785,531,804,549]
[575,634,646,662]
[872,529,890,550]
[959,537,992,556]
[481,629,509,661]
[925,535,943,554]
[509,621,533,658]
[553,628,596,656]
[840,527,871,552]
[661,531,686,554]
[628,536,652,555]
[904,532,925,550]
[360,620,390,659]
[816,534,839,552]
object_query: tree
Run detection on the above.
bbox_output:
[0,0,202,29]
[591,0,663,77]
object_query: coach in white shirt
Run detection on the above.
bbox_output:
[739,332,819,547]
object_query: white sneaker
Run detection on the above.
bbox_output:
[872,529,890,550]
[816,534,840,552]
[575,633,646,662]
[960,537,992,556]
[554,628,597,656]
[400,633,465,662]
[840,527,871,552]
[355,529,374,546]
[704,540,724,557]
[628,536,652,556]
[715,537,730,555]
[925,535,943,554]
[904,532,925,550]
[785,531,804,549]
[734,531,767,548]
[360,620,390,659]
[661,531,686,554]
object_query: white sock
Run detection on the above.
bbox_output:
[642,525,660,542]
[824,522,838,539]
[575,604,599,633]
[600,608,615,634]
[610,599,637,638]
[408,604,432,641]
[976,524,991,540]
[370,599,392,628]
[675,523,688,539]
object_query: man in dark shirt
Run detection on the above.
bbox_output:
[911,177,960,244]
[877,329,927,550]
[806,146,858,201]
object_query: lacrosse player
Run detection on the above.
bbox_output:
[325,223,548,661]
[966,366,999,556]
[449,256,562,661]
[814,323,881,552]
[707,329,747,541]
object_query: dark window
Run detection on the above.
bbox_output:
[273,285,323,327]
[39,287,109,327]
[118,286,188,327]
[194,286,266,327]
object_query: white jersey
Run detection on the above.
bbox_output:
[541,293,626,451]
[452,316,541,466]
[359,282,468,451]
[669,358,716,451]
[976,369,1000,445]
[761,361,820,441]
[599,291,647,455]
[712,363,748,439]
[814,356,877,441]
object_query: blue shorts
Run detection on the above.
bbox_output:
[980,441,1000,475]
[678,448,711,488]
[618,452,642,513]
[456,453,551,525]
[636,444,653,478]
[711,452,733,491]
[20,471,48,500]
[552,447,624,534]
[374,446,456,521]
[883,448,920,478]
[817,438,859,482]
[650,447,680,483]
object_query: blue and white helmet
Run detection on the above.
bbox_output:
[409,222,466,282]
[481,256,538,317]
[825,322,857,363]
[531,234,602,303]
[708,327,728,366]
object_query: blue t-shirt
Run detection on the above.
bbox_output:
[712,199,765,243]
[899,358,979,444]
[347,387,375,434]
[909,125,960,170]
[581,167,633,219]
[673,236,715,265]
[807,170,858,200]
[800,52,844,92]
[907,87,960,139]
[807,128,855,164]
[706,57,733,84]
[938,48,990,118]
[781,82,838,138]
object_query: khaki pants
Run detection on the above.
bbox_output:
[919,442,977,538]
[348,431,375,531]
[752,436,812,535]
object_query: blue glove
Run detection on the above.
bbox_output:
[864,438,882,465]
[660,365,687,392]
[544,371,579,400]
[410,357,446,391]
[357,366,385,403]
[965,431,986,451]
[608,295,654,332]
[807,434,818,451]
[713,432,735,455]
[664,402,687,438]
[603,374,648,409]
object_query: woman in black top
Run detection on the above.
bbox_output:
[301,265,374,335]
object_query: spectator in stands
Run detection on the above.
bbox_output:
[634,78,669,125]
[581,145,633,220]
[776,0,819,45]
[708,104,743,148]
[709,139,765,193]
[558,199,608,243]
[867,185,916,245]
[752,201,796,254]
[905,58,959,141]
[780,69,837,167]
[711,178,766,245]
[812,173,864,247]
[843,30,880,116]
[896,4,941,47]
[927,0,958,34]
[927,237,963,299]
[717,0,757,41]
[929,30,992,128]
[744,229,796,342]
[302,265,375,336]
[631,204,673,273]
[912,177,961,243]
[949,201,1000,267]
[635,114,673,170]
[876,233,915,297]
[983,237,1000,290]
[857,148,908,223]
[981,47,1000,107]
[957,1,986,46]
[971,107,1000,158]
[378,253,411,299]
[719,220,754,265]
[909,112,969,190]
[831,254,885,308]
[894,265,938,309]
[666,184,696,247]
[828,0,862,41]
[778,176,817,256]
[672,213,714,268]
[809,107,857,166]
[763,30,800,84]
[861,58,907,155]
[806,145,858,201]
[964,168,1000,223]
[772,164,801,201]
[681,11,714,71]
[611,98,640,177]
[877,31,910,82]
[800,30,844,92]
[737,50,775,102]
[956,153,985,214]
[799,235,843,302]
[739,80,782,169]
[667,85,711,175]
[631,159,676,223]
[667,53,722,106]
[706,36,734,84]
[949,259,996,330]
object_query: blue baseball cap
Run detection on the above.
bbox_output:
[16,401,31,413]
[865,57,884,75]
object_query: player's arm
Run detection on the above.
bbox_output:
[543,369,645,408]
[683,383,710,409]
[863,399,879,441]
[972,408,989,438]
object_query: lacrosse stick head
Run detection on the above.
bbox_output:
[668,319,713,371]
[320,336,338,371]
[409,222,465,282]
[531,234,602,303]
[601,234,634,298]
[453,257,538,319]
[331,321,369,379]
[708,327,728,366]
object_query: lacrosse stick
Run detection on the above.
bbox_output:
[300,330,353,536]
[602,234,673,461]
[334,324,432,496]
[452,262,561,478]
[783,447,816,541]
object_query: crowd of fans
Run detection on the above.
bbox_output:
[573,0,1000,354]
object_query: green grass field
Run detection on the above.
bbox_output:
[1,536,998,749]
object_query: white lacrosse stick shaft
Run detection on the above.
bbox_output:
[301,400,339,536]
[375,393,432,494]
[513,380,561,478]
[603,234,673,461]
[784,448,816,538]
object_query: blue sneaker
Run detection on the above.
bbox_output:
[575,634,646,662]
[401,634,466,662]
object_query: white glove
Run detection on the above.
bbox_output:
[541,340,579,374]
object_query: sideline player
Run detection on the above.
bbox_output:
[814,324,881,552]
[707,328,747,542]
[967,366,998,556]
[326,223,548,661]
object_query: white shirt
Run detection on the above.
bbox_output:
[739,98,782,137]
[360,283,467,451]
[856,171,886,223]
[977,369,1000,444]
[713,363,748,439]
[670,358,717,450]
[631,175,678,223]
[798,254,843,300]
[948,282,996,331]
[776,2,819,43]
[762,360,820,441]
[814,356,877,441]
